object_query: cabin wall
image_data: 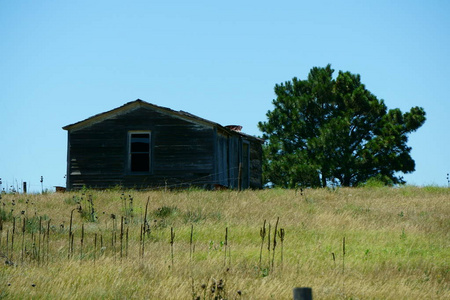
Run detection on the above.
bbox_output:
[215,132,229,187]
[227,135,240,189]
[249,140,263,189]
[67,106,215,190]
[218,134,263,190]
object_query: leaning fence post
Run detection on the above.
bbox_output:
[293,287,312,300]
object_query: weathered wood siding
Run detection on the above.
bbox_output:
[228,135,240,189]
[249,139,263,189]
[216,132,229,187]
[214,133,263,190]
[67,106,215,189]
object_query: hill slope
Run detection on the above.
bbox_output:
[0,187,448,299]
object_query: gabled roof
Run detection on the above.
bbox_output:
[63,99,264,142]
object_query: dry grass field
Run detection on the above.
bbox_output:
[0,186,448,299]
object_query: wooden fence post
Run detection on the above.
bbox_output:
[293,287,312,300]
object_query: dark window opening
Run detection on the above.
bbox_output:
[129,132,151,172]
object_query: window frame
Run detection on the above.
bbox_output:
[128,131,152,174]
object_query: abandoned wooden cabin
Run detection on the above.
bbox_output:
[63,99,264,190]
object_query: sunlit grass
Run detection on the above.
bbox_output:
[0,187,448,299]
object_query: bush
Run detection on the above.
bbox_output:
[361,175,394,187]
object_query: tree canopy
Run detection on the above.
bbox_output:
[258,65,426,188]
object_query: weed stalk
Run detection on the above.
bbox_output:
[120,216,124,260]
[272,217,279,271]
[94,233,97,263]
[259,219,266,270]
[11,217,15,261]
[278,227,285,269]
[267,222,271,272]
[46,220,50,264]
[170,227,175,269]
[80,223,84,260]
[21,218,25,263]
[224,227,228,267]
[190,224,194,262]
[68,209,75,259]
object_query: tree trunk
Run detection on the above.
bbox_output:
[321,169,327,187]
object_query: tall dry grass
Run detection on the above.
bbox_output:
[0,186,448,299]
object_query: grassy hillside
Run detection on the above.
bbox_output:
[0,187,448,299]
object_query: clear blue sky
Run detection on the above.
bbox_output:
[1,0,449,192]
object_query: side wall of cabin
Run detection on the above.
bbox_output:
[214,131,263,190]
[249,139,263,189]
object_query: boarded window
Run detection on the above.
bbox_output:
[129,132,151,172]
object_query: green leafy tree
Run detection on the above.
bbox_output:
[258,65,426,187]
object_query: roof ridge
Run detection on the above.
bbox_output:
[62,99,264,142]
